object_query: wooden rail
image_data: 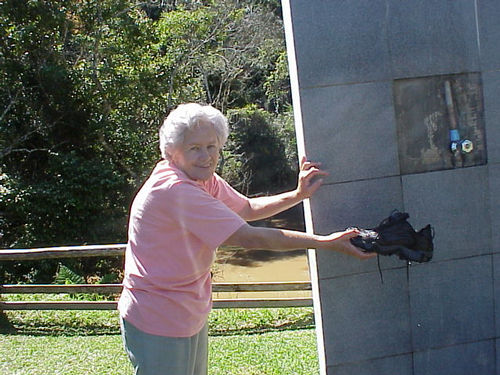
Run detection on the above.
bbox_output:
[0,244,125,261]
[0,245,312,310]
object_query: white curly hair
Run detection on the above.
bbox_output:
[159,103,229,160]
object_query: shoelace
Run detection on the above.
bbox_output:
[376,256,412,284]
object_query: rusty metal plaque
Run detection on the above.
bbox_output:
[393,73,487,175]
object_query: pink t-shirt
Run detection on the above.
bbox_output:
[118,160,248,337]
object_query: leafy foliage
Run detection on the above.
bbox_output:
[0,0,294,282]
[222,106,296,195]
[54,263,85,285]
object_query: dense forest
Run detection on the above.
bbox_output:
[0,0,297,282]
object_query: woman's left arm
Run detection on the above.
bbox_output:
[239,156,329,221]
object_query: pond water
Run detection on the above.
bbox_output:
[212,207,312,299]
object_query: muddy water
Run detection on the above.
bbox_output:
[212,208,312,299]
[213,248,310,283]
[212,248,311,300]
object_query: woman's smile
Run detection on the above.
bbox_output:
[169,123,221,182]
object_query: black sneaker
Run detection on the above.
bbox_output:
[350,211,434,263]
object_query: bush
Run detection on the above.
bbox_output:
[221,106,297,195]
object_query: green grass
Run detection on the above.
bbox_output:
[0,333,132,375]
[0,295,319,374]
[210,330,318,375]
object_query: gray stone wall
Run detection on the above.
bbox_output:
[283,1,500,374]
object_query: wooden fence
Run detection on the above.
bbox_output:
[0,245,312,310]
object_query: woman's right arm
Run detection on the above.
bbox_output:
[223,223,375,260]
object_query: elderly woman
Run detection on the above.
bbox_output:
[118,103,373,375]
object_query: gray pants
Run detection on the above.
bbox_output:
[120,318,208,375]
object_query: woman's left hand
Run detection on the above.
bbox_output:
[296,155,329,199]
[324,229,378,260]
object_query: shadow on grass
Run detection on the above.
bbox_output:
[0,322,121,336]
[208,311,315,337]
[1,310,316,337]
[0,310,121,337]
[0,310,14,331]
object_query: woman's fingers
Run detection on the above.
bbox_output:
[351,247,377,259]
[300,155,323,170]
[301,161,322,172]
[331,229,377,260]
[300,165,329,180]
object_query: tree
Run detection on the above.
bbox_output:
[0,0,156,248]
[222,105,296,196]
[0,0,293,282]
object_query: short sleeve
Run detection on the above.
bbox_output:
[203,173,249,214]
[166,181,246,249]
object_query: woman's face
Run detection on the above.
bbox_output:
[170,122,221,182]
